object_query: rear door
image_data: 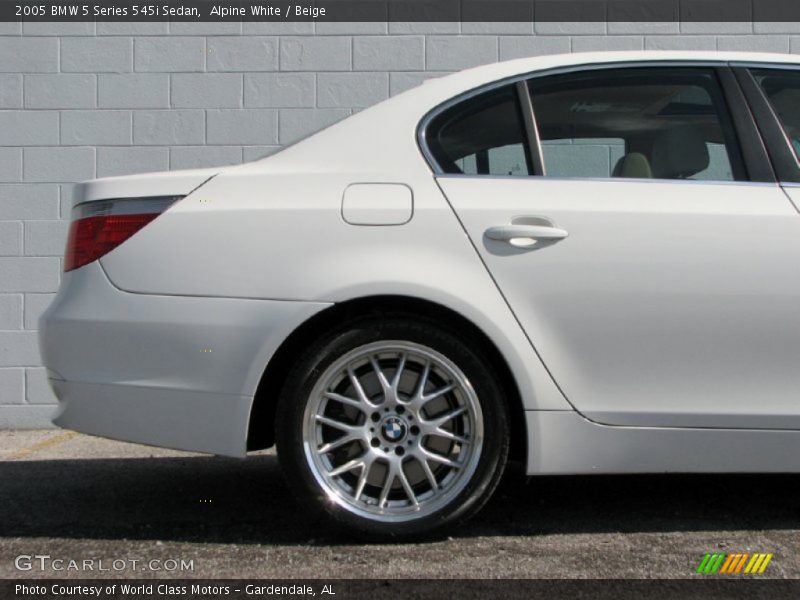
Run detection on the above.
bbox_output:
[431,64,800,429]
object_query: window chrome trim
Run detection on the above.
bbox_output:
[417,59,756,181]
[434,173,779,188]
[730,61,800,71]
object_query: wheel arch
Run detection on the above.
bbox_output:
[246,294,527,462]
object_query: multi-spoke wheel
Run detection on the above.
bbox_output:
[276,316,509,540]
[304,341,482,519]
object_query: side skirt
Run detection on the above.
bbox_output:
[526,410,800,474]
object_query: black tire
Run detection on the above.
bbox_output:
[275,313,510,541]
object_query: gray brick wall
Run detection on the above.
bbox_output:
[0,21,797,428]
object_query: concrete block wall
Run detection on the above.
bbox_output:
[1,21,798,427]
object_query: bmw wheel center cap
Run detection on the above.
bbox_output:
[381,416,407,443]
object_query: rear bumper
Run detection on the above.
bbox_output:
[50,380,252,457]
[40,262,330,457]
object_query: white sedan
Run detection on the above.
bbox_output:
[40,51,800,539]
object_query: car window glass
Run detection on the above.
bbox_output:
[540,137,625,178]
[528,68,746,181]
[695,142,735,180]
[425,85,532,176]
[751,69,800,162]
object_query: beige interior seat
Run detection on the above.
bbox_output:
[611,152,653,179]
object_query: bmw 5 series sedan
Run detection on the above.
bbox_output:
[40,51,800,539]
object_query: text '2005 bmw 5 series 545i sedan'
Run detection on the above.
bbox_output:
[40,51,800,540]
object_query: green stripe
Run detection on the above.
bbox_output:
[710,554,726,574]
[705,554,719,574]
[697,554,712,574]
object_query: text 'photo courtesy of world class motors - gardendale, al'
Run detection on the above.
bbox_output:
[3,1,800,599]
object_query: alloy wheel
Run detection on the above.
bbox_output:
[302,341,484,522]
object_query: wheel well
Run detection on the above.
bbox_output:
[247,295,527,463]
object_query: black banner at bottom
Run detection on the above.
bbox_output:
[3,579,799,600]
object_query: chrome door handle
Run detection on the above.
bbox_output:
[485,224,569,243]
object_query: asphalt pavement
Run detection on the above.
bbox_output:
[1,430,799,580]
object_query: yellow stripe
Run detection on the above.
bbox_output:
[4,431,78,460]
[758,554,773,574]
[734,554,749,573]
[744,554,760,574]
[720,554,736,574]
[749,554,766,573]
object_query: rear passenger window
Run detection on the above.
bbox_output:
[424,85,532,176]
[751,69,800,161]
[528,68,745,181]
[540,137,625,178]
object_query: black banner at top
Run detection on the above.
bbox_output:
[4,0,800,22]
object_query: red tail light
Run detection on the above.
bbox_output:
[65,214,158,272]
[64,196,181,272]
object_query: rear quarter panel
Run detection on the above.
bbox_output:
[98,167,569,412]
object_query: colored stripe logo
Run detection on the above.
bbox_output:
[696,553,773,574]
